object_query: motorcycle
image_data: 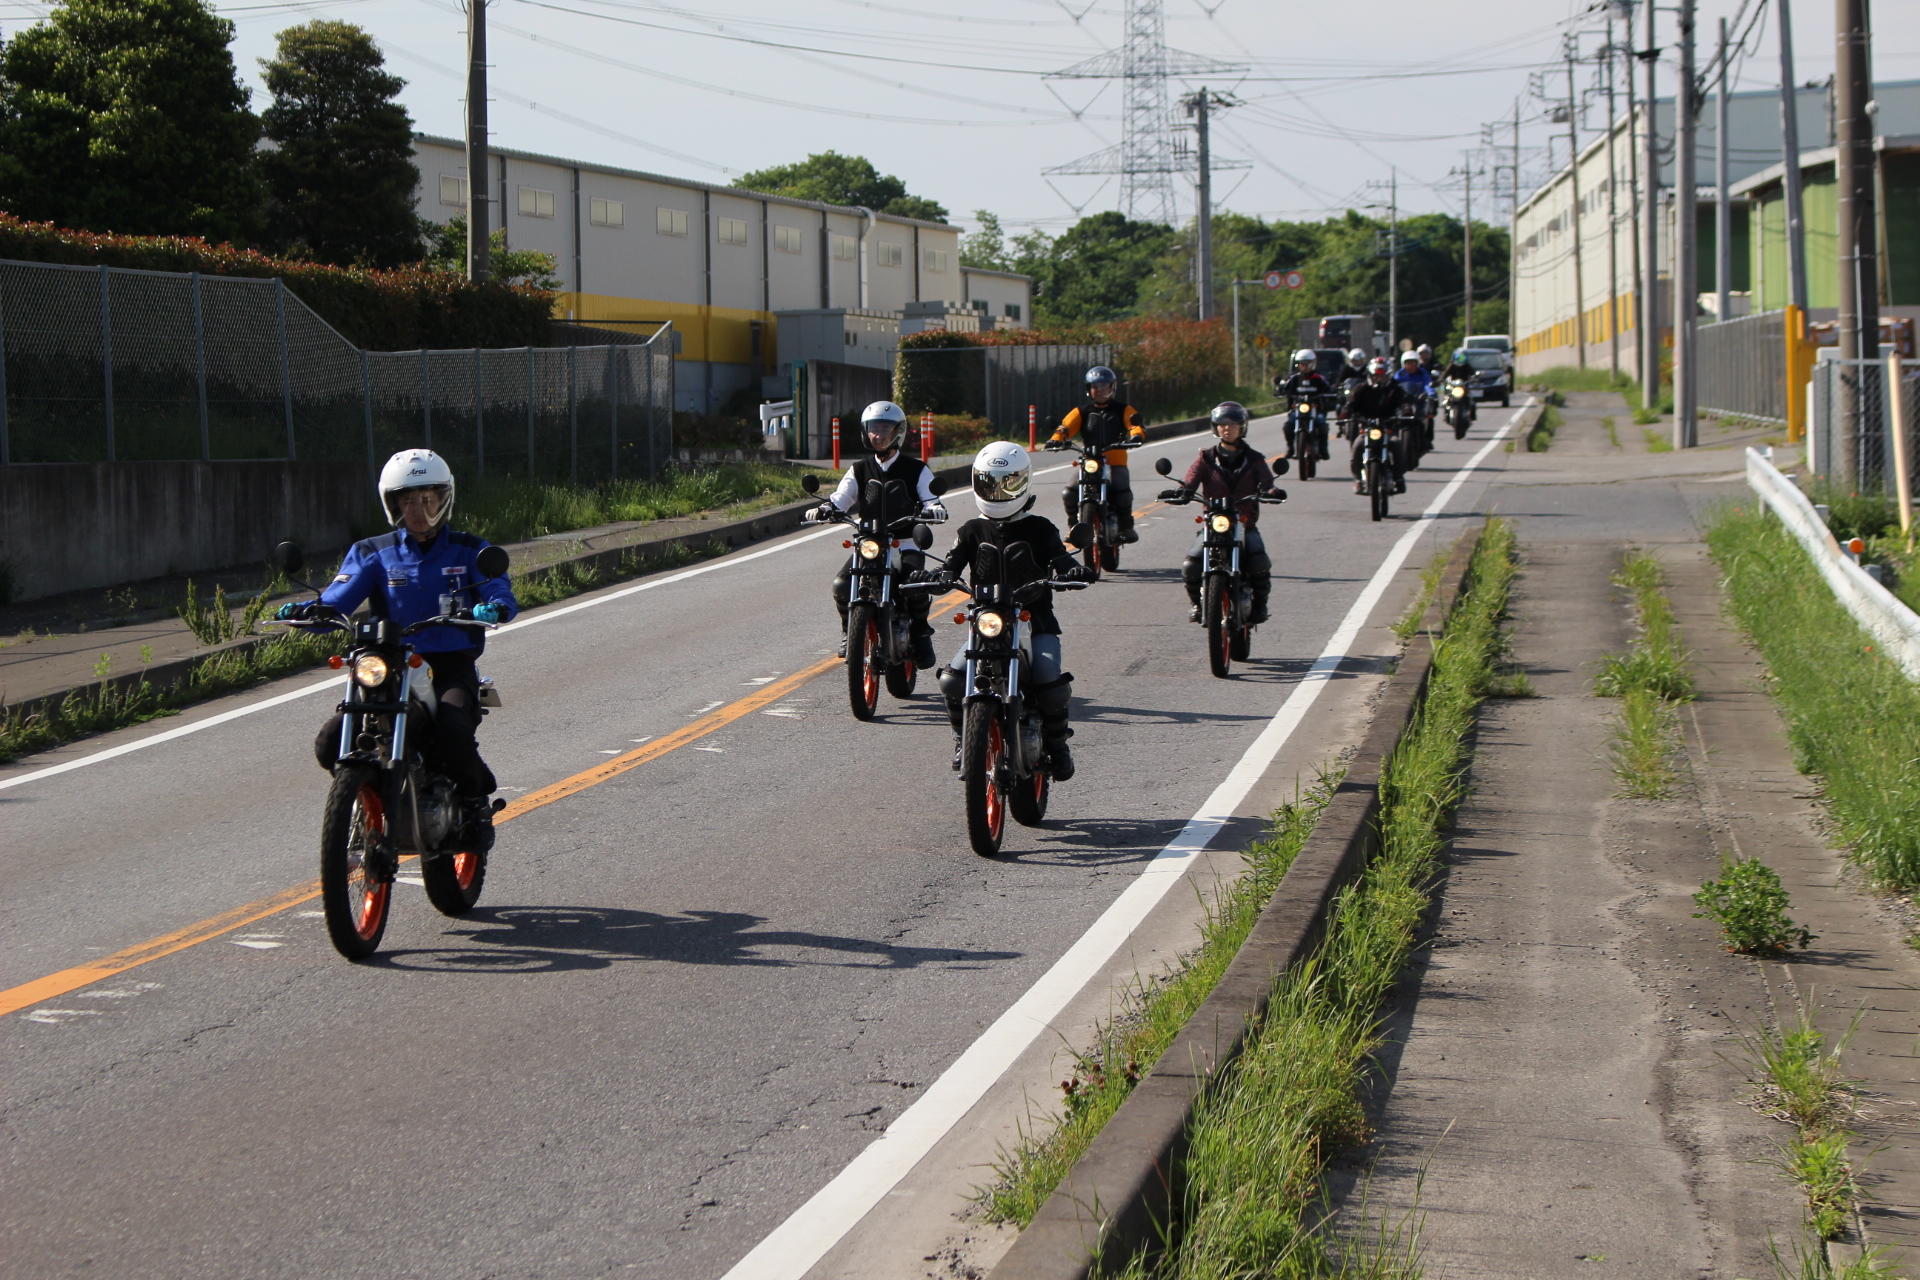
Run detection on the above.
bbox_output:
[802,473,947,721]
[1442,377,1474,439]
[907,535,1090,857]
[266,541,509,961]
[1044,436,1124,576]
[1353,416,1410,523]
[1284,393,1327,481]
[1154,456,1288,678]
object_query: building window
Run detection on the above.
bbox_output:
[972,299,989,313]
[657,207,689,237]
[590,197,624,228]
[774,225,803,253]
[877,242,903,267]
[518,187,556,219]
[830,233,856,261]
[718,216,748,245]
[1004,303,1022,322]
[439,174,467,206]
[923,248,949,273]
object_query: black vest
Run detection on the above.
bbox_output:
[1078,400,1134,451]
[849,454,929,523]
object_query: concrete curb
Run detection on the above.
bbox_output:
[987,527,1483,1280]
[2,420,1223,732]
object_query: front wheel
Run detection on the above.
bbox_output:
[1080,505,1105,580]
[319,765,393,960]
[1099,535,1120,572]
[962,702,1008,856]
[1454,414,1469,440]
[846,604,881,721]
[1366,459,1387,522]
[1203,576,1232,679]
[1297,432,1318,481]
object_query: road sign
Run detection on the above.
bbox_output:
[1253,334,1270,349]
[1263,270,1283,290]
[1282,270,1304,291]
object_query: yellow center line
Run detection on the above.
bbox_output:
[0,631,959,1018]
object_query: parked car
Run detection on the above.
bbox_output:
[1464,333,1514,368]
[1463,349,1512,406]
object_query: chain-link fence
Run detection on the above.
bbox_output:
[0,258,674,480]
[893,342,1113,430]
[1807,356,1920,494]
[1697,308,1789,426]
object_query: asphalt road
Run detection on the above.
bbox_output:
[0,408,1518,1279]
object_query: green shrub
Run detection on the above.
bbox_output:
[1693,856,1815,955]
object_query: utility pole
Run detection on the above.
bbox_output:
[1835,0,1878,485]
[1620,1,1643,386]
[1674,0,1698,448]
[1565,38,1590,369]
[1389,167,1399,351]
[1640,0,1661,409]
[1603,20,1623,378]
[1185,88,1218,321]
[1462,159,1475,338]
[1778,0,1809,310]
[1715,17,1733,325]
[465,0,490,283]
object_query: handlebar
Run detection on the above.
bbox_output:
[263,605,498,637]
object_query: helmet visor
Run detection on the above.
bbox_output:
[973,467,1030,505]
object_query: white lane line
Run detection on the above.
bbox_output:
[0,421,1219,800]
[717,404,1524,1280]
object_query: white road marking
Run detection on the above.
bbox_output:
[75,982,163,999]
[25,1009,104,1024]
[395,875,425,887]
[694,746,726,753]
[599,750,622,755]
[763,703,807,719]
[745,676,777,686]
[691,701,725,716]
[230,938,284,951]
[718,404,1525,1280]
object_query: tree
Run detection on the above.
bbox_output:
[420,216,560,291]
[1018,211,1177,327]
[259,20,419,266]
[960,209,1010,271]
[0,0,261,241]
[735,151,949,223]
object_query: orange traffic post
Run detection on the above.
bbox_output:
[1028,404,1037,449]
[921,410,934,461]
[831,416,841,469]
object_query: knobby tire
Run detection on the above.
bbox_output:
[962,702,1007,857]
[319,765,392,960]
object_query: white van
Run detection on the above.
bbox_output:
[1464,333,1513,364]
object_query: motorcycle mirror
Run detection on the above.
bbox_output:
[1271,456,1291,476]
[1065,521,1093,547]
[1272,488,1289,503]
[800,473,821,495]
[476,544,511,579]
[1153,456,1172,476]
[272,541,305,575]
[911,523,935,550]
[927,476,947,497]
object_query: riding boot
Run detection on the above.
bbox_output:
[1248,574,1271,626]
[1182,559,1203,622]
[1032,674,1075,782]
[459,795,498,855]
[1061,489,1080,526]
[937,664,966,770]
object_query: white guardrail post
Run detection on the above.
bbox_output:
[1746,446,1920,679]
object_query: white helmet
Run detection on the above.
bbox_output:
[1292,348,1315,367]
[971,440,1034,521]
[1416,343,1433,360]
[378,448,454,532]
[861,400,907,452]
[1399,349,1422,366]
[1347,348,1367,366]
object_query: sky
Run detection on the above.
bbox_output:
[4,0,1918,238]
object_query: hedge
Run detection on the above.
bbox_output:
[0,212,555,350]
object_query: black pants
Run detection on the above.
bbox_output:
[833,550,930,634]
[313,651,495,798]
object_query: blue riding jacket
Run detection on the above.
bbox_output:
[1393,367,1434,398]
[320,529,520,655]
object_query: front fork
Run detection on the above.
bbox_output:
[962,645,1027,782]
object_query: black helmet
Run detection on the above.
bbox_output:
[1210,401,1249,429]
[1084,366,1118,392]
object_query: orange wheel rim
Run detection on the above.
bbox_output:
[862,619,880,704]
[450,851,479,889]
[351,785,389,939]
[984,719,1005,838]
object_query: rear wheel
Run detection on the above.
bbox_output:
[1009,730,1050,827]
[1229,609,1252,661]
[884,658,918,700]
[422,843,487,917]
[962,703,1007,857]
[320,765,393,960]
[846,604,880,721]
[1204,576,1231,679]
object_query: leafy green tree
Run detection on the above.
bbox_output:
[420,216,560,291]
[735,151,949,223]
[960,209,1010,271]
[259,20,418,266]
[0,0,261,241]
[1018,211,1177,327]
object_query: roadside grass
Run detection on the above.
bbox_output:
[980,769,1342,1226]
[1804,485,1920,615]
[1707,503,1920,891]
[459,462,828,543]
[1738,995,1868,1243]
[1092,518,1516,1278]
[1390,544,1453,643]
[1603,415,1621,448]
[1527,400,1562,452]
[1593,551,1693,799]
[1643,428,1674,452]
[1524,364,1671,421]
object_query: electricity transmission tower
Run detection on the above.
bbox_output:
[1045,0,1237,226]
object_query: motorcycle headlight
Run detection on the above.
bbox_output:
[976,611,1007,638]
[1082,458,1101,474]
[857,538,882,561]
[1368,427,1384,441]
[1296,402,1312,413]
[1210,513,1233,534]
[352,654,390,688]
[1450,385,1466,398]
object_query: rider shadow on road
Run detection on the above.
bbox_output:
[1002,815,1192,867]
[376,905,1021,974]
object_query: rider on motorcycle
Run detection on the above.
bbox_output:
[1415,343,1438,379]
[1046,365,1146,543]
[1174,402,1280,626]
[1393,348,1435,436]
[1274,349,1333,460]
[810,400,947,667]
[281,448,520,851]
[1344,357,1410,495]
[923,441,1092,780]
[1439,347,1479,423]
[1342,348,1370,388]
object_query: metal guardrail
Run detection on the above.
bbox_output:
[0,258,676,480]
[1745,446,1920,679]
[1697,308,1789,425]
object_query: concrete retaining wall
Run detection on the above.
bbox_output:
[1,460,368,602]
